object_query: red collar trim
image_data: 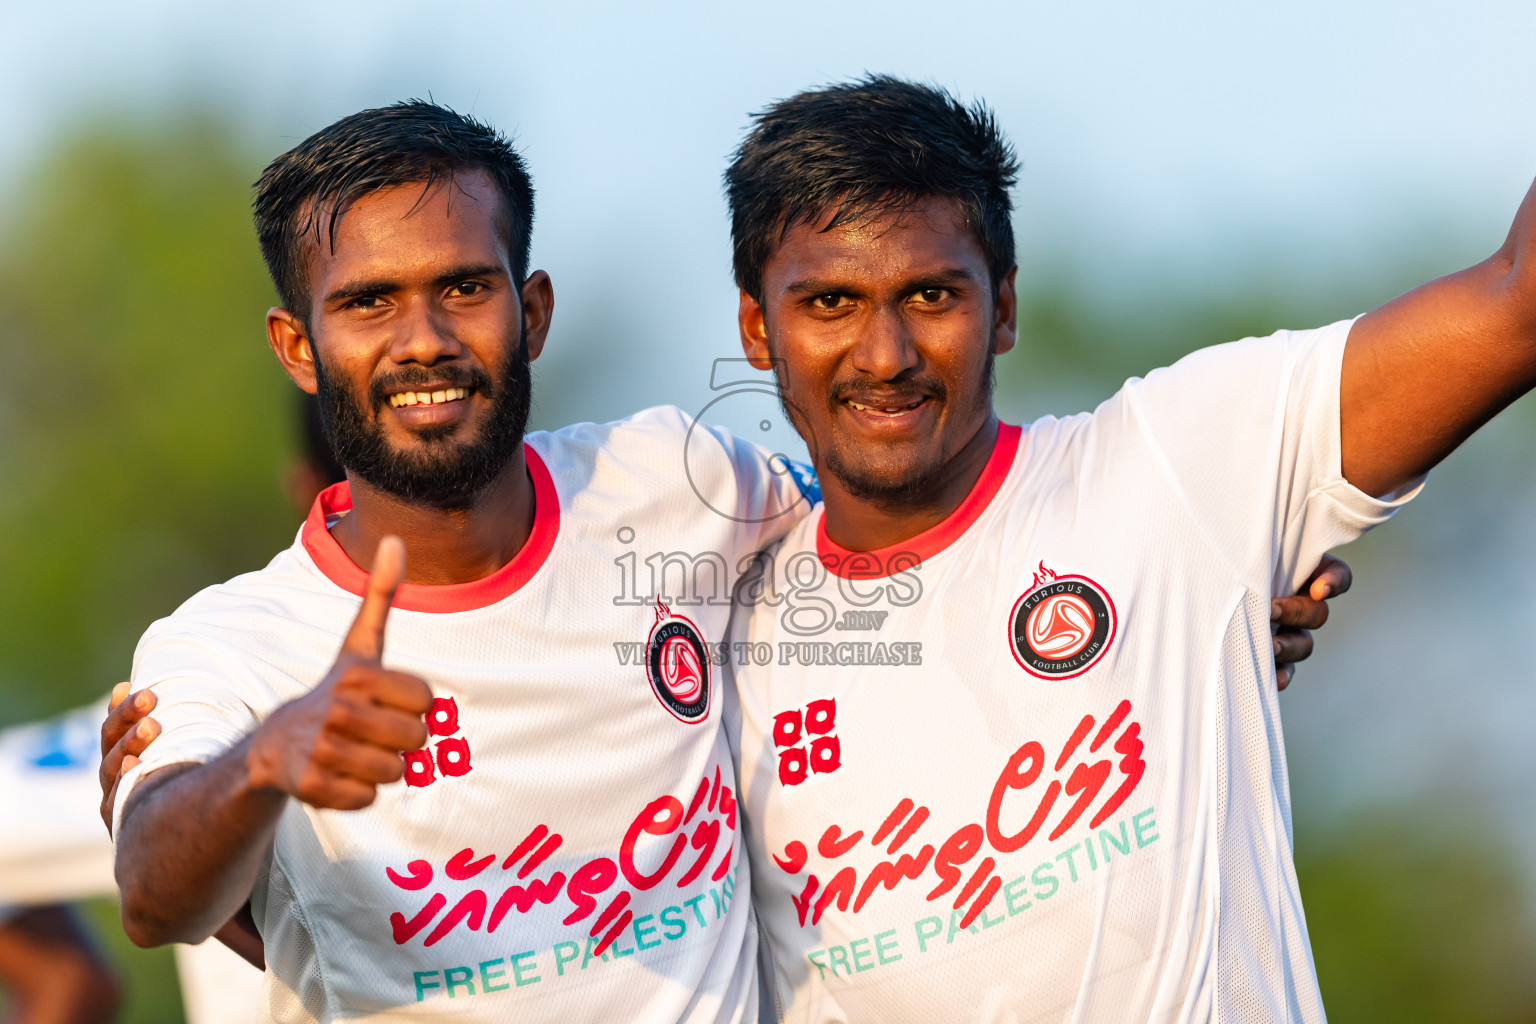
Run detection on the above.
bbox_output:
[300,446,560,613]
[816,422,1022,580]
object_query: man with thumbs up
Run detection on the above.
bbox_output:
[108,102,810,1023]
[116,537,432,946]
[242,537,427,811]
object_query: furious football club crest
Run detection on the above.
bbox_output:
[646,598,711,722]
[1009,561,1117,679]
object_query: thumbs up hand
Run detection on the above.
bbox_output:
[246,537,433,810]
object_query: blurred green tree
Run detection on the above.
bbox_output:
[0,117,297,727]
[1298,813,1536,1023]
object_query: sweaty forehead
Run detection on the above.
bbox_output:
[763,196,988,292]
[305,170,509,287]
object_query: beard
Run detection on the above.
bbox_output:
[817,396,951,509]
[821,437,951,507]
[313,325,532,510]
[790,350,995,509]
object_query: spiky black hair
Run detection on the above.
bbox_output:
[254,100,534,318]
[725,74,1019,301]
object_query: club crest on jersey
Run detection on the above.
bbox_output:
[1009,561,1117,679]
[646,598,711,723]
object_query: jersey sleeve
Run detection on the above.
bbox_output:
[110,625,262,841]
[693,419,819,559]
[1118,318,1421,596]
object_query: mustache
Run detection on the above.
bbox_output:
[368,364,495,410]
[829,373,946,407]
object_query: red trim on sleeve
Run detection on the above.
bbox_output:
[816,422,1022,580]
[301,445,560,613]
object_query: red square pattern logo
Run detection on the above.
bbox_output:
[771,698,841,786]
[403,697,473,787]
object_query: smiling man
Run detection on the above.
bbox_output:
[99,95,1347,1024]
[722,77,1536,1022]
[107,102,811,1022]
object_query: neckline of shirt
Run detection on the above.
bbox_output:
[300,444,560,613]
[815,421,1023,580]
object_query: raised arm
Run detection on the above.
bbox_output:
[113,538,431,947]
[1342,175,1536,497]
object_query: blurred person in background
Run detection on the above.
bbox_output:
[284,391,350,520]
[0,708,119,1024]
[0,396,344,1024]
[0,902,116,1024]
[722,76,1536,1023]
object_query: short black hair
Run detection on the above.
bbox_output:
[725,75,1019,302]
[254,100,535,318]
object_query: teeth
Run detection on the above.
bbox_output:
[847,399,919,415]
[388,387,470,408]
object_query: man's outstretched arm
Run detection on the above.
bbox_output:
[114,537,431,947]
[1343,175,1536,497]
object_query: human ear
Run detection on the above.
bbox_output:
[519,270,554,362]
[267,308,318,393]
[992,265,1019,356]
[738,289,772,370]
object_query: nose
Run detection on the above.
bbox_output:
[848,303,919,382]
[386,296,465,366]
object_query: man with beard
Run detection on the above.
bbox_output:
[107,101,811,1022]
[721,77,1536,1022]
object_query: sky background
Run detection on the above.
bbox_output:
[3,5,1536,1014]
[6,0,1536,426]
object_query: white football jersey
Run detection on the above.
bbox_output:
[0,704,118,908]
[176,940,266,1024]
[114,407,812,1024]
[0,707,269,1024]
[728,322,1419,1024]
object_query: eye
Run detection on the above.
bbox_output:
[912,287,949,304]
[347,295,383,310]
[451,280,485,297]
[811,293,848,310]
